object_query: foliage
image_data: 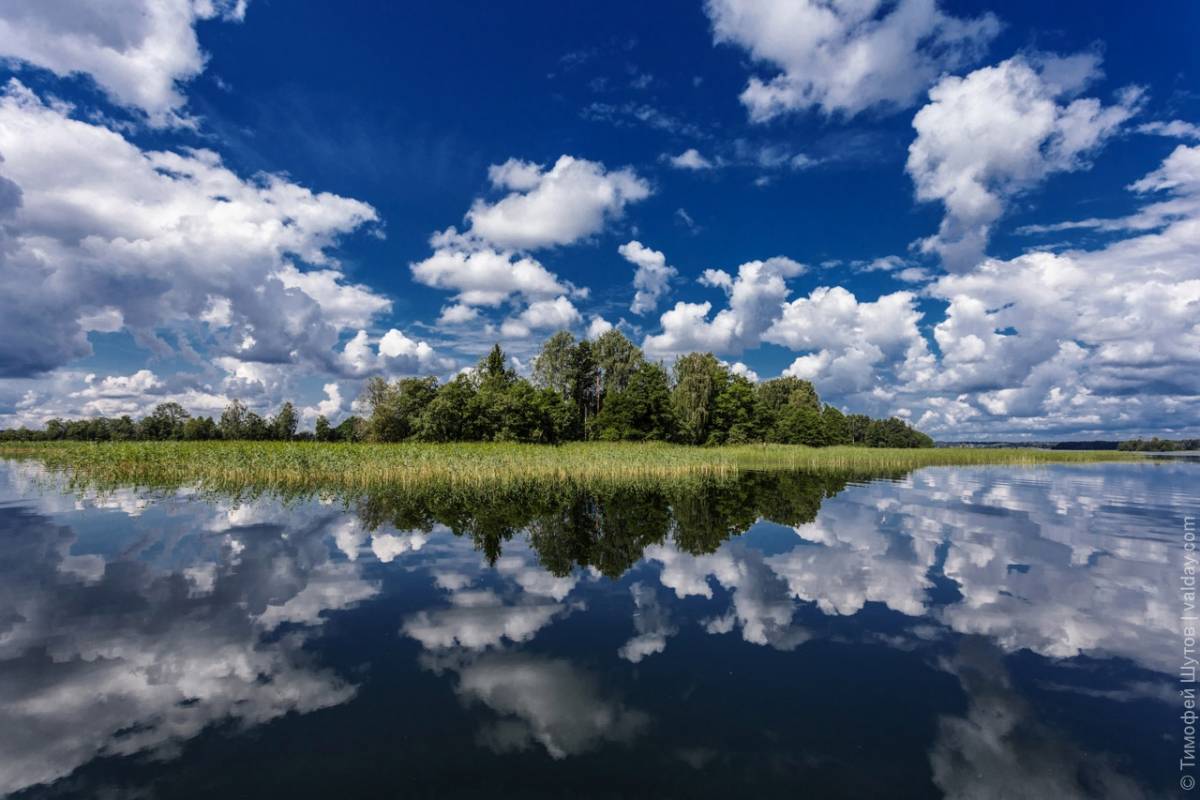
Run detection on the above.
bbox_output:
[1118,437,1200,452]
[0,331,944,449]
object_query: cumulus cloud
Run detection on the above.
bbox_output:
[705,0,1000,120]
[867,143,1200,437]
[619,240,678,315]
[0,80,384,379]
[766,286,933,397]
[586,316,614,339]
[666,148,714,170]
[0,0,247,124]
[465,156,650,251]
[411,236,569,308]
[643,256,805,357]
[410,155,649,341]
[338,329,449,377]
[907,54,1141,271]
[499,296,582,339]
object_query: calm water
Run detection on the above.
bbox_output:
[1,460,1196,798]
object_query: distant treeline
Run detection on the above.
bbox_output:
[937,440,1122,450]
[0,331,933,448]
[1118,437,1200,452]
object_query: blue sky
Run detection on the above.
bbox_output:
[0,0,1197,439]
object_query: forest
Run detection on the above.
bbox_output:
[0,330,933,448]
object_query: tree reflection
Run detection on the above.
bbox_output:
[350,470,878,580]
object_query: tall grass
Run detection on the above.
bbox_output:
[0,440,1144,495]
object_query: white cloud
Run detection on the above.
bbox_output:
[907,54,1141,271]
[0,0,247,125]
[411,239,568,308]
[0,80,382,378]
[586,316,613,339]
[410,155,647,329]
[301,382,344,423]
[465,156,650,250]
[499,296,582,339]
[766,286,933,397]
[338,329,449,377]
[705,0,999,120]
[619,240,678,315]
[437,303,480,325]
[1137,119,1200,141]
[643,256,805,357]
[274,264,391,330]
[726,361,759,382]
[666,148,714,170]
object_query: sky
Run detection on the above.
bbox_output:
[0,0,1197,440]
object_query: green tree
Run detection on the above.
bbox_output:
[846,413,872,444]
[219,399,248,440]
[243,411,270,440]
[590,361,676,441]
[592,329,644,398]
[568,339,600,435]
[757,376,820,414]
[315,415,334,442]
[335,415,364,442]
[770,404,825,446]
[671,353,729,445]
[711,374,766,444]
[821,405,851,445]
[140,402,190,440]
[478,344,516,390]
[272,401,298,440]
[182,416,218,440]
[532,331,577,398]
[417,374,478,442]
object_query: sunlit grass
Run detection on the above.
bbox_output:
[0,440,1144,495]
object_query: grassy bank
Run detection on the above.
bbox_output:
[0,440,1144,494]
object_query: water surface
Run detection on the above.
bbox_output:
[0,460,1194,798]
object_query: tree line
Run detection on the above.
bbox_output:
[0,330,934,448]
[348,330,931,447]
[1117,437,1200,452]
[0,398,316,443]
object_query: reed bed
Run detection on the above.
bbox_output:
[0,440,1144,495]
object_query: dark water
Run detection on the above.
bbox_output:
[1,460,1196,798]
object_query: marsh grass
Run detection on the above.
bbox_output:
[0,440,1144,496]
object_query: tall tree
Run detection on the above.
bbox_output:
[590,361,676,441]
[568,339,600,435]
[532,331,577,397]
[141,402,190,440]
[272,401,298,440]
[592,329,644,398]
[757,376,821,414]
[218,399,248,440]
[671,353,729,445]
[712,375,766,444]
[821,405,851,445]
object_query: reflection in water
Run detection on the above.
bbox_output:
[0,501,371,795]
[0,460,1192,797]
[930,639,1150,800]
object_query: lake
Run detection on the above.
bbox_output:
[1,459,1195,798]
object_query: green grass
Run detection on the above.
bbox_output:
[0,440,1145,495]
